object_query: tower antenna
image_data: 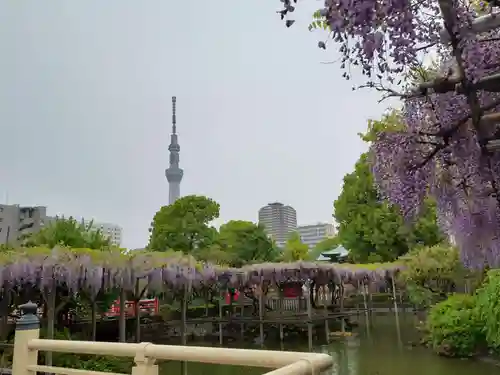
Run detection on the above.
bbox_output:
[172,96,177,134]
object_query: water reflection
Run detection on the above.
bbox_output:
[159,314,499,375]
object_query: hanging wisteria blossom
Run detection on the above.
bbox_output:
[278,0,445,81]
[370,2,500,269]
[277,0,500,268]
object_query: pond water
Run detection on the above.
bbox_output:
[159,314,499,375]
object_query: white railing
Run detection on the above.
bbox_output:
[12,302,333,375]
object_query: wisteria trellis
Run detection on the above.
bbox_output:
[0,247,403,295]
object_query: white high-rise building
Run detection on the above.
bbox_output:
[84,220,123,247]
[258,202,297,248]
[297,223,336,249]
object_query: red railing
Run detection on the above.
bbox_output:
[104,298,159,318]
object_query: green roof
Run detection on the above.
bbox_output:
[316,246,349,261]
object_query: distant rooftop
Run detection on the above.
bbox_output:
[316,245,349,261]
[298,222,333,228]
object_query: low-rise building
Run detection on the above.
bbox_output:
[297,223,336,249]
[0,204,47,245]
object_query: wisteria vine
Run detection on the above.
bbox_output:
[0,247,401,293]
[279,0,443,81]
[279,1,500,268]
[369,2,500,269]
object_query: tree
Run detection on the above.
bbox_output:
[334,153,409,262]
[148,195,220,254]
[25,217,111,250]
[217,220,279,267]
[334,122,444,262]
[282,232,309,262]
[192,244,235,266]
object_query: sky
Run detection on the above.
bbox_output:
[0,1,388,249]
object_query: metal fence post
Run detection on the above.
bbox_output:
[12,302,40,375]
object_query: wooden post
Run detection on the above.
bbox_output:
[340,282,345,333]
[119,288,126,342]
[181,284,188,345]
[306,280,313,351]
[258,278,264,348]
[219,289,224,345]
[356,282,360,318]
[278,283,285,343]
[368,285,374,319]
[180,281,190,375]
[391,277,399,317]
[464,280,469,294]
[362,283,370,329]
[391,276,402,347]
[323,285,330,343]
[240,303,245,340]
[12,302,40,375]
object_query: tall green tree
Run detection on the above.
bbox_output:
[192,244,235,266]
[282,232,309,262]
[217,220,278,267]
[334,113,444,263]
[25,217,111,250]
[148,195,220,254]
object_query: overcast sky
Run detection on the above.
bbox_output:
[0,1,387,249]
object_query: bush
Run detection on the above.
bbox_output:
[475,269,500,352]
[399,244,467,309]
[425,294,485,357]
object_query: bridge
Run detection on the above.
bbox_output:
[10,302,333,375]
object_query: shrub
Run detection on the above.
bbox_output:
[399,244,467,309]
[425,294,485,357]
[475,269,500,352]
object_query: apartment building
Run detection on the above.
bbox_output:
[258,202,297,248]
[0,204,48,245]
[297,223,336,249]
[85,220,123,246]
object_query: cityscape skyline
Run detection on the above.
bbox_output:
[0,203,123,246]
[0,1,385,249]
[0,197,335,250]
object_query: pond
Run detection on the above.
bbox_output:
[159,314,499,375]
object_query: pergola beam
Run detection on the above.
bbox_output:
[440,11,500,43]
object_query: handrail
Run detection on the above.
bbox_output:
[28,339,333,371]
[12,302,334,375]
